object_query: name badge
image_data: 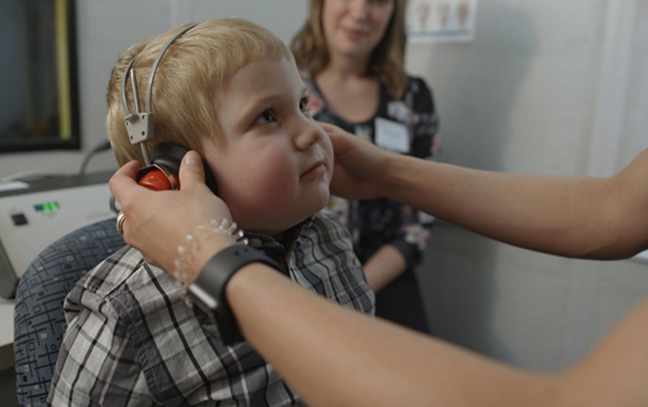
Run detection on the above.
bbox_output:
[375,117,410,153]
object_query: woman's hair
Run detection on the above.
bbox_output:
[291,0,408,99]
[106,17,292,166]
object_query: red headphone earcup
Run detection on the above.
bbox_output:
[137,169,180,191]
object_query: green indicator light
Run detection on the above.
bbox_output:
[34,202,60,213]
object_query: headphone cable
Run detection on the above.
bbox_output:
[79,140,113,174]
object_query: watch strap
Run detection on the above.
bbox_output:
[187,245,282,345]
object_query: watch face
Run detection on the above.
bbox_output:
[187,282,243,346]
[186,287,225,344]
[187,282,219,310]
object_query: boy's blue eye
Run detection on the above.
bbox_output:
[300,97,310,114]
[254,110,275,125]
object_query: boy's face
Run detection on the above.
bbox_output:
[203,56,333,237]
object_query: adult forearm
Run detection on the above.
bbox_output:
[560,296,648,406]
[226,262,562,407]
[381,153,645,259]
[362,244,407,292]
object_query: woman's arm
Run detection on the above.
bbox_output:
[362,244,407,292]
[192,232,648,407]
[326,123,648,259]
[225,260,563,407]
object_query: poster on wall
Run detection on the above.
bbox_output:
[407,0,479,43]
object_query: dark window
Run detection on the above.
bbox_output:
[0,0,80,153]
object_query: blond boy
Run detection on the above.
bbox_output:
[47,18,373,407]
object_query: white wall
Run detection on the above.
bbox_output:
[613,0,648,172]
[411,0,648,371]
[2,0,647,374]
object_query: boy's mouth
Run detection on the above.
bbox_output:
[301,160,326,179]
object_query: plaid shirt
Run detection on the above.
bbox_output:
[47,209,374,407]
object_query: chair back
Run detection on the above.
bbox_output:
[13,218,124,407]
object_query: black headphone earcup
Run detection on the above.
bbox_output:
[149,143,219,195]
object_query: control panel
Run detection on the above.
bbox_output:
[0,172,115,298]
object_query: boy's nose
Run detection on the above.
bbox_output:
[295,122,324,151]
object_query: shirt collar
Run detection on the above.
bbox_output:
[244,215,314,270]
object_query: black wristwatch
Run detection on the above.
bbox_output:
[186,245,282,345]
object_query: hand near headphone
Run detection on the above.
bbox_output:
[110,151,235,281]
[322,122,388,201]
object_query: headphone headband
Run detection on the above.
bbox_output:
[120,22,201,165]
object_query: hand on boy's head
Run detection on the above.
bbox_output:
[322,122,387,200]
[109,151,235,276]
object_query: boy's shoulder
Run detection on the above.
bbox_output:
[64,245,177,318]
[71,246,162,295]
[74,245,145,294]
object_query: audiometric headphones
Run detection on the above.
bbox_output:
[121,23,218,194]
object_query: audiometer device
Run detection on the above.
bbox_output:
[0,172,115,299]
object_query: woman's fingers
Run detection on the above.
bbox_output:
[107,152,237,274]
[179,151,208,192]
[109,160,142,204]
[321,123,386,200]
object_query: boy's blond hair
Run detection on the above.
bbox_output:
[107,18,292,166]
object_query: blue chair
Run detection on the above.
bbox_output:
[13,218,125,407]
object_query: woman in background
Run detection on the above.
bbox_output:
[291,0,439,332]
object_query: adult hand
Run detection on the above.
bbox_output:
[109,151,235,278]
[321,122,389,200]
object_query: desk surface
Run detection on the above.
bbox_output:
[0,299,14,371]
